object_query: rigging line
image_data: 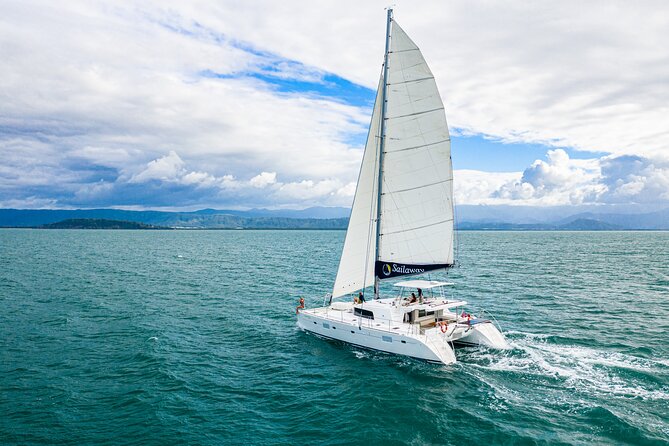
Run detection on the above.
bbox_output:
[381,178,452,195]
[385,107,444,120]
[383,138,450,154]
[373,7,393,301]
[380,217,453,236]
[453,193,460,267]
[388,48,419,53]
[395,62,428,71]
[362,103,382,302]
[387,76,433,85]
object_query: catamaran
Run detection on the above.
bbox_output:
[296,9,509,364]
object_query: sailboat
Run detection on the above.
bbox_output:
[296,9,509,364]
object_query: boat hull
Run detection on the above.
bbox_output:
[455,321,510,349]
[297,311,457,364]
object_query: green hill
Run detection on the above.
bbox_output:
[39,219,169,229]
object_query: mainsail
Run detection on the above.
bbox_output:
[332,15,454,298]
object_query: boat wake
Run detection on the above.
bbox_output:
[462,331,669,402]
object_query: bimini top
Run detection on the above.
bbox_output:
[393,280,454,289]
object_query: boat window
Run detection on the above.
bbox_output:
[354,307,374,320]
[382,336,392,343]
[418,310,435,318]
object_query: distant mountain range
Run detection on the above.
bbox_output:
[1,206,667,230]
[457,218,623,231]
[40,219,169,230]
[0,207,351,228]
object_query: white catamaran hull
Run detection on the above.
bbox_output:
[297,311,457,364]
[455,320,510,349]
[297,298,509,365]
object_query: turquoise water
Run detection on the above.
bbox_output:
[1,229,667,445]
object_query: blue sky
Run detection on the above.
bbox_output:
[0,1,668,211]
[207,67,606,172]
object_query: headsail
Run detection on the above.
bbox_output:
[332,16,453,298]
[331,77,383,298]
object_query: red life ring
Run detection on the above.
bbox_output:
[440,321,448,333]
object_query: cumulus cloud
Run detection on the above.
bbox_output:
[65,151,357,209]
[130,151,186,183]
[492,149,604,205]
[462,150,669,207]
[599,155,669,203]
[249,172,277,188]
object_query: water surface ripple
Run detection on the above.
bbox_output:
[1,230,667,445]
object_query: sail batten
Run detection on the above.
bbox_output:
[382,178,452,195]
[386,107,444,120]
[332,17,454,297]
[383,138,450,153]
[380,217,454,236]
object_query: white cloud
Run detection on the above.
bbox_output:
[249,172,277,188]
[599,155,669,203]
[104,151,355,208]
[130,151,186,183]
[493,149,604,205]
[453,170,520,205]
[457,150,669,206]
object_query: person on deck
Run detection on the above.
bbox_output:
[409,292,417,304]
[358,292,366,303]
[296,297,305,314]
[417,288,424,303]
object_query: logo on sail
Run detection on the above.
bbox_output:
[375,261,452,279]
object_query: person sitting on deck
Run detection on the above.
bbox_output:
[409,292,417,304]
[417,288,424,303]
[296,297,305,314]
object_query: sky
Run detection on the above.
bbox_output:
[1,0,668,211]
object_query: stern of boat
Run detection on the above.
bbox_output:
[457,321,510,349]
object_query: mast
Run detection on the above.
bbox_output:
[373,7,392,300]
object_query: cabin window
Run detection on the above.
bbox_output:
[354,308,374,320]
[323,323,330,329]
[382,336,392,343]
[418,310,435,318]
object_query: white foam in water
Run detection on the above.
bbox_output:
[466,331,669,402]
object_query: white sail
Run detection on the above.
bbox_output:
[379,20,454,266]
[332,77,383,298]
[332,18,453,298]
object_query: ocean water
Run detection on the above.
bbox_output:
[1,229,667,445]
